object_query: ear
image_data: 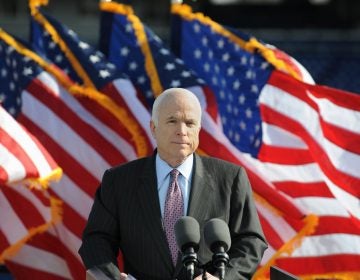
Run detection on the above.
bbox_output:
[150,120,156,138]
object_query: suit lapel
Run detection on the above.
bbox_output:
[187,154,214,222]
[136,156,173,271]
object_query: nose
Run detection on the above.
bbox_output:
[176,122,187,135]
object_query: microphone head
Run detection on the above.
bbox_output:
[175,216,200,252]
[204,218,231,252]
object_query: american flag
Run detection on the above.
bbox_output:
[0,23,148,278]
[98,2,323,279]
[171,3,360,278]
[0,34,64,276]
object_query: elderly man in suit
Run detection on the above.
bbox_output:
[79,88,267,280]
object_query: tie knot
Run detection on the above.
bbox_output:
[170,169,179,180]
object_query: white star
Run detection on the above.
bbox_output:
[221,116,227,125]
[241,56,247,65]
[208,50,214,59]
[181,71,191,78]
[251,84,259,93]
[23,67,33,76]
[233,79,241,90]
[9,82,15,91]
[254,139,261,148]
[240,121,246,130]
[217,39,225,49]
[55,54,63,63]
[194,49,202,59]
[193,23,200,33]
[234,133,240,142]
[160,48,170,55]
[137,76,146,84]
[129,61,138,71]
[1,68,7,77]
[171,80,181,87]
[49,41,56,49]
[227,66,235,76]
[226,103,232,113]
[164,63,175,71]
[245,108,252,118]
[238,94,245,104]
[260,62,269,69]
[202,36,208,47]
[79,41,89,49]
[99,69,110,78]
[120,47,129,56]
[90,54,100,63]
[125,23,133,33]
[222,53,230,62]
[219,90,225,100]
[204,63,211,72]
[211,76,218,85]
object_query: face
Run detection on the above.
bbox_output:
[150,92,201,167]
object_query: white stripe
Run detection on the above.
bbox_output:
[37,72,138,161]
[323,175,360,219]
[291,233,360,257]
[11,184,51,222]
[48,223,82,262]
[0,143,25,183]
[256,202,296,242]
[51,174,93,220]
[113,79,156,148]
[10,244,72,279]
[243,155,323,183]
[307,89,360,133]
[22,90,110,180]
[262,122,307,149]
[294,197,350,217]
[0,107,51,179]
[0,190,28,243]
[260,84,360,178]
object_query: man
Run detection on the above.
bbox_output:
[79,88,267,279]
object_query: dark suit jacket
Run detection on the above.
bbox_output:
[79,153,267,280]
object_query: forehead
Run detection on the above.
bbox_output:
[159,94,201,119]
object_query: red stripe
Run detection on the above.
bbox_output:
[261,104,360,198]
[258,213,284,250]
[320,117,360,155]
[0,166,8,183]
[274,181,334,198]
[27,231,85,280]
[314,216,360,235]
[201,85,219,121]
[102,82,153,155]
[0,127,39,180]
[199,129,305,219]
[27,79,127,166]
[275,254,360,276]
[258,144,313,164]
[5,261,70,280]
[1,186,46,230]
[19,115,99,198]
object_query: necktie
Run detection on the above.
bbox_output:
[164,169,184,266]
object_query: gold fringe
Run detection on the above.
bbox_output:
[29,0,96,88]
[171,3,301,81]
[253,214,319,280]
[0,28,148,157]
[0,195,63,263]
[301,271,360,280]
[100,2,163,97]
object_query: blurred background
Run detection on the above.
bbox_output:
[0,0,360,93]
[0,0,359,278]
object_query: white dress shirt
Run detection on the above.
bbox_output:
[155,153,194,218]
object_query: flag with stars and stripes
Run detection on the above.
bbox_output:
[30,3,155,157]
[98,2,322,279]
[171,3,360,279]
[0,23,151,278]
[0,36,65,277]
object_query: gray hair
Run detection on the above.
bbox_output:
[151,88,202,126]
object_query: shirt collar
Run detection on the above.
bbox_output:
[156,153,194,183]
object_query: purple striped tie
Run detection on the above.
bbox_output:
[164,169,184,265]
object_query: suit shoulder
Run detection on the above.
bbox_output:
[198,155,244,173]
[106,156,151,175]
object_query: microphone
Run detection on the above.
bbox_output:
[204,218,231,280]
[175,216,200,280]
